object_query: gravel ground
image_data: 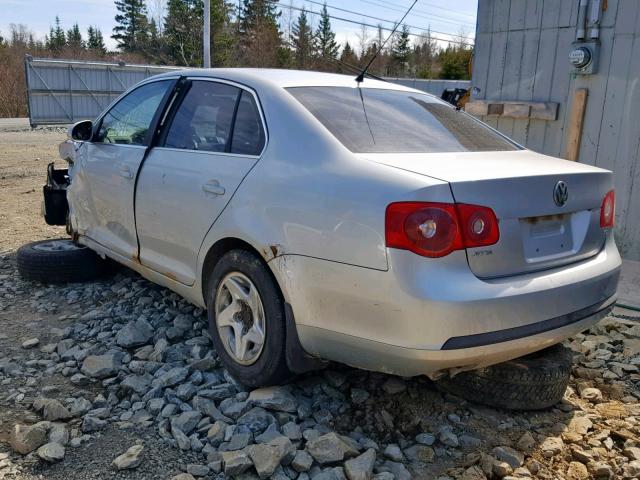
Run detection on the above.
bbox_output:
[0,126,639,480]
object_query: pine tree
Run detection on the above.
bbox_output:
[112,0,149,53]
[315,3,338,69]
[439,44,472,80]
[291,8,314,69]
[239,0,280,33]
[391,24,411,75]
[87,26,107,55]
[237,0,283,67]
[164,0,203,66]
[66,23,84,50]
[338,41,358,73]
[46,16,66,51]
[210,0,236,67]
[415,28,437,79]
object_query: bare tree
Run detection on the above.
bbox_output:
[355,23,369,60]
[148,0,167,35]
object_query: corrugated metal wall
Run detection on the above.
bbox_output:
[25,57,181,126]
[471,0,640,260]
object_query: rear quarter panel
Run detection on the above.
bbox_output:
[195,84,452,300]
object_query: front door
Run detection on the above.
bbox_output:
[69,79,174,259]
[135,79,267,285]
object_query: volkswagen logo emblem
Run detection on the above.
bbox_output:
[553,181,568,207]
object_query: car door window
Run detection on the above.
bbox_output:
[95,80,172,145]
[164,81,240,152]
[230,91,266,156]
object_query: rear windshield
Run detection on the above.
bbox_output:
[287,86,518,154]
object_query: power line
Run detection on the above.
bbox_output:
[355,0,476,29]
[387,0,477,20]
[298,0,471,41]
[268,1,474,47]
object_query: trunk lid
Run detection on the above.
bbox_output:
[363,150,612,278]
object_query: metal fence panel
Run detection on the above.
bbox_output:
[24,57,182,127]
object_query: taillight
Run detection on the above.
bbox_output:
[386,202,499,258]
[600,189,615,228]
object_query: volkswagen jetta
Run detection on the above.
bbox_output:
[49,69,620,387]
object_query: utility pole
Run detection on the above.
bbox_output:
[203,0,211,68]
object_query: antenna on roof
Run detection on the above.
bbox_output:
[355,0,418,84]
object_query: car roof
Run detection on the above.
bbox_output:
[152,68,417,92]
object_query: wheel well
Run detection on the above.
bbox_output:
[201,237,268,304]
[201,236,325,374]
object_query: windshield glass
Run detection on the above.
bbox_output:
[287,86,518,154]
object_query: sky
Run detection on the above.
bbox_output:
[0,0,477,52]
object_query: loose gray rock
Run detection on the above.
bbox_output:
[221,450,253,476]
[403,445,434,463]
[437,426,458,448]
[186,464,210,477]
[292,450,314,472]
[81,353,122,379]
[248,386,297,413]
[172,427,191,451]
[154,366,190,388]
[112,444,144,470]
[383,444,404,462]
[344,448,376,480]
[82,416,107,433]
[415,433,436,446]
[492,446,524,469]
[48,424,69,445]
[171,411,202,435]
[21,338,40,349]
[248,443,282,479]
[11,423,48,454]
[42,399,72,421]
[116,318,154,348]
[306,432,359,464]
[37,442,66,462]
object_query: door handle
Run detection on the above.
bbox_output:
[202,180,225,196]
[119,166,133,179]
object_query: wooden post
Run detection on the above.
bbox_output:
[564,88,588,161]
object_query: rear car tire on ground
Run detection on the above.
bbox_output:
[17,238,105,284]
[436,343,573,410]
[205,249,293,388]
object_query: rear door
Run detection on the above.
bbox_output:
[135,79,267,285]
[70,79,175,259]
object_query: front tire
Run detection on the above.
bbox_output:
[205,249,292,388]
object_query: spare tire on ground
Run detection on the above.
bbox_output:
[436,344,573,410]
[17,238,106,284]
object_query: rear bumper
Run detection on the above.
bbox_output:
[271,233,621,377]
[297,296,614,377]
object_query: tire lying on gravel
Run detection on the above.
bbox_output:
[436,344,573,410]
[17,238,106,284]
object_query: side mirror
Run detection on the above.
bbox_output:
[68,120,93,141]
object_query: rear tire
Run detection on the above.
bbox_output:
[205,249,293,388]
[436,344,573,410]
[17,238,105,284]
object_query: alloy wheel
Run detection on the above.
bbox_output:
[214,271,266,365]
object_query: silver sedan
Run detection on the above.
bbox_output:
[60,69,621,387]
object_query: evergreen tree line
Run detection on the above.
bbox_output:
[0,0,472,117]
[103,0,472,78]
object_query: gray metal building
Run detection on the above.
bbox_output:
[468,0,640,260]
